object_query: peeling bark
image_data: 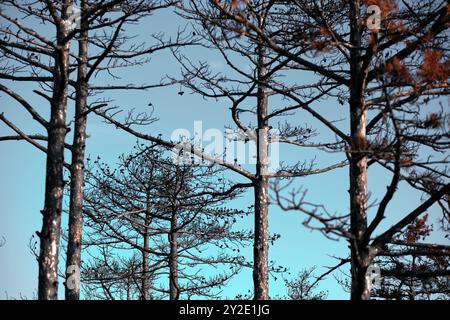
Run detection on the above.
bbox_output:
[169,209,179,300]
[38,2,71,300]
[253,40,270,300]
[348,0,371,301]
[141,194,152,300]
[65,0,88,300]
[253,176,269,300]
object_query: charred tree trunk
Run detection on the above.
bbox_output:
[348,93,371,300]
[141,194,152,300]
[253,176,269,300]
[253,40,270,300]
[349,0,371,301]
[38,2,71,300]
[169,209,179,300]
[65,0,88,300]
[141,224,150,300]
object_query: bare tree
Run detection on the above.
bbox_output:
[200,0,450,299]
[373,214,450,300]
[0,0,78,299]
[65,0,183,300]
[93,0,346,300]
[81,144,255,299]
[1,0,448,301]
[0,0,186,299]
[284,267,328,300]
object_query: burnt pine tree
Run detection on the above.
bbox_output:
[0,0,75,299]
[65,0,183,300]
[0,0,185,299]
[284,267,328,300]
[81,144,253,299]
[95,0,345,299]
[209,1,449,299]
[373,214,450,300]
[203,0,450,299]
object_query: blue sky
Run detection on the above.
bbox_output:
[0,4,448,300]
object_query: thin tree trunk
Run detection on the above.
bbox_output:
[348,98,371,300]
[141,228,150,300]
[253,176,269,300]
[169,209,179,300]
[38,1,71,300]
[409,255,417,300]
[253,39,270,300]
[349,0,370,301]
[65,0,88,300]
[141,194,152,300]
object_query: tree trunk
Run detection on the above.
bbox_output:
[348,0,370,301]
[253,176,269,300]
[349,102,371,300]
[169,209,179,300]
[38,2,71,300]
[141,230,150,300]
[65,0,88,300]
[408,255,417,300]
[350,258,371,300]
[253,39,270,300]
[141,194,152,300]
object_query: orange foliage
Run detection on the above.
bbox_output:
[399,156,413,167]
[404,214,432,243]
[319,25,332,36]
[386,20,405,39]
[384,57,412,83]
[310,40,329,51]
[368,33,378,53]
[417,50,450,83]
[423,113,442,129]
